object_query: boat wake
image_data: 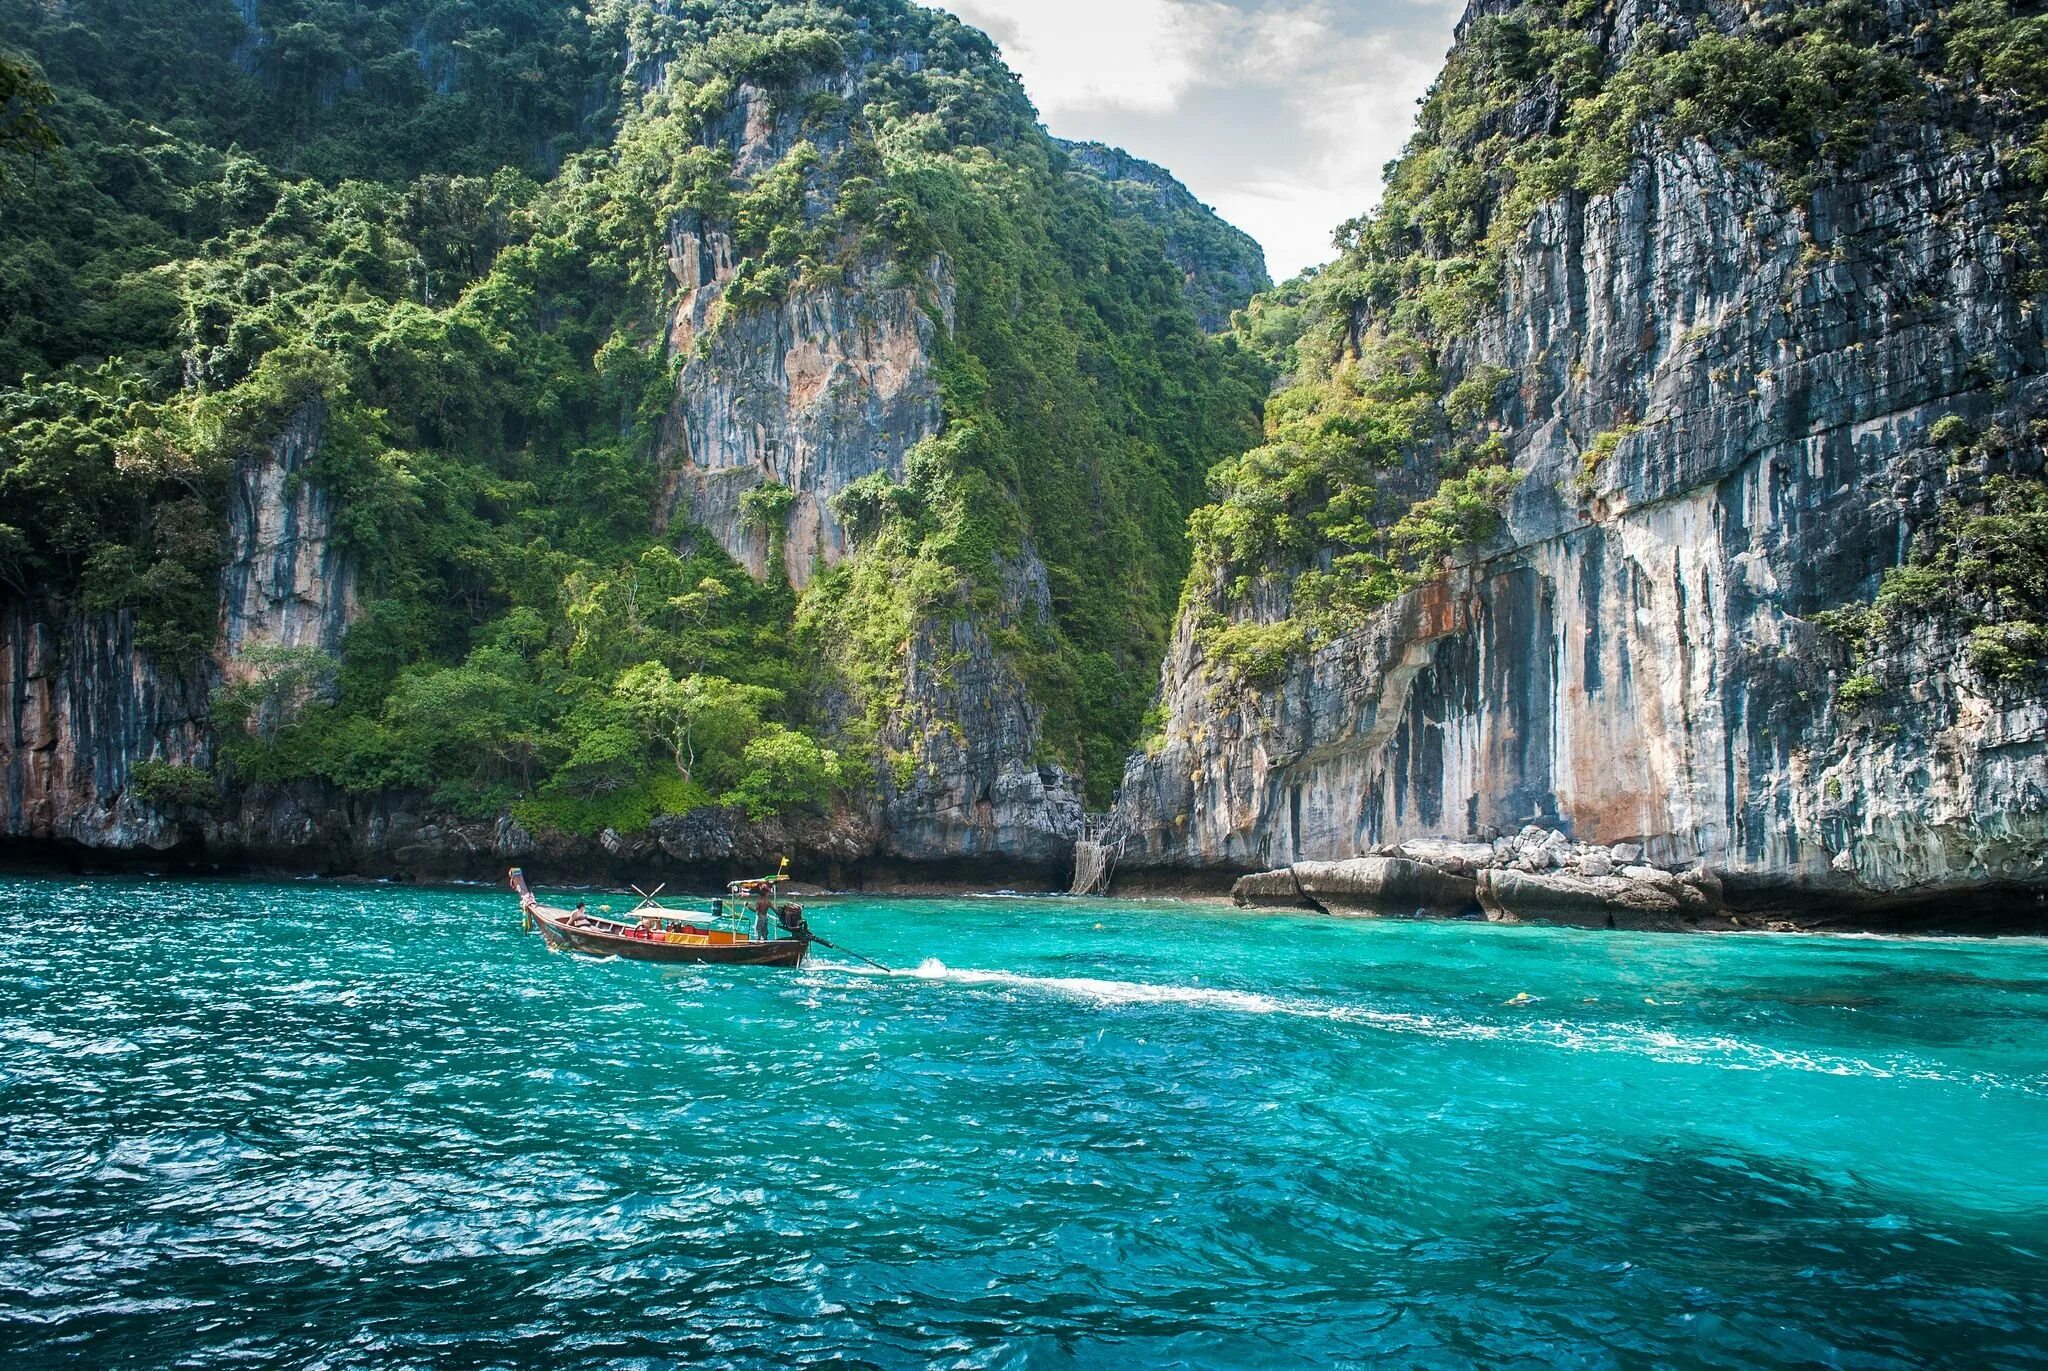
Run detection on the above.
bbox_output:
[819,958,2043,1095]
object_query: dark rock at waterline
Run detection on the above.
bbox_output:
[1235,851,1718,926]
[1231,867,1313,910]
[1293,856,1479,916]
[1477,867,1724,930]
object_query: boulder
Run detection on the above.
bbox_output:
[1477,868,1725,929]
[1231,867,1313,909]
[1683,865,1726,907]
[1292,857,1477,916]
[651,808,737,863]
[1609,842,1644,863]
[1394,839,1498,877]
[597,826,654,860]
[1578,851,1614,878]
[493,814,536,858]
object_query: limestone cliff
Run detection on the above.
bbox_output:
[656,76,952,589]
[1119,0,2048,922]
[651,65,1081,866]
[2,401,352,853]
[4,1,1259,881]
[877,551,1085,867]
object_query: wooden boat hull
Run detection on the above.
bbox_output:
[509,868,809,967]
[527,906,808,966]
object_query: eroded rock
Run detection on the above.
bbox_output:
[1478,867,1724,930]
[1292,857,1478,917]
[1231,867,1311,909]
[1395,839,1498,877]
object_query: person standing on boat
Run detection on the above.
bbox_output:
[749,883,774,943]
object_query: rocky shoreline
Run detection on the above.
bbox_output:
[1224,828,2048,934]
[8,817,2047,933]
[0,834,1085,896]
[0,794,1078,895]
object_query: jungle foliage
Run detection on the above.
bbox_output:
[0,0,1264,826]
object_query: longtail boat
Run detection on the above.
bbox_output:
[510,867,810,967]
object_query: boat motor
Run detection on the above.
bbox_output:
[774,903,812,942]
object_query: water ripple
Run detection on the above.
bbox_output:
[1,877,2045,1368]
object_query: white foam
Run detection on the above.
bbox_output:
[901,958,1298,1015]
[818,959,2042,1095]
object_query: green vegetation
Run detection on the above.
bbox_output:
[0,47,57,186]
[129,760,220,811]
[0,0,620,383]
[1184,325,1523,678]
[0,0,1263,831]
[1177,0,2048,689]
[1836,674,1883,710]
[1931,414,1977,448]
[1058,140,1272,331]
[1314,0,2040,340]
[1577,423,1640,497]
[1815,421,2048,689]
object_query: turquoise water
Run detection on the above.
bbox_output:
[2,877,2046,1368]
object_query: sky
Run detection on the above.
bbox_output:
[935,0,1466,282]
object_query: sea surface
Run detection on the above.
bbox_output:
[1,876,2045,1368]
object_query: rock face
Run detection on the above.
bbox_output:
[657,78,951,590]
[1058,140,1271,331]
[655,73,1080,868]
[660,230,951,589]
[219,398,357,670]
[0,603,208,851]
[877,552,1085,867]
[1123,0,2048,921]
[2,401,356,854]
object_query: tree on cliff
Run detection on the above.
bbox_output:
[0,49,55,189]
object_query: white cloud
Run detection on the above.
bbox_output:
[933,0,1461,279]
[945,0,1229,115]
[1259,28,1448,274]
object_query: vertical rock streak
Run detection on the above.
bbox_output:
[218,399,358,671]
[1,404,356,851]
